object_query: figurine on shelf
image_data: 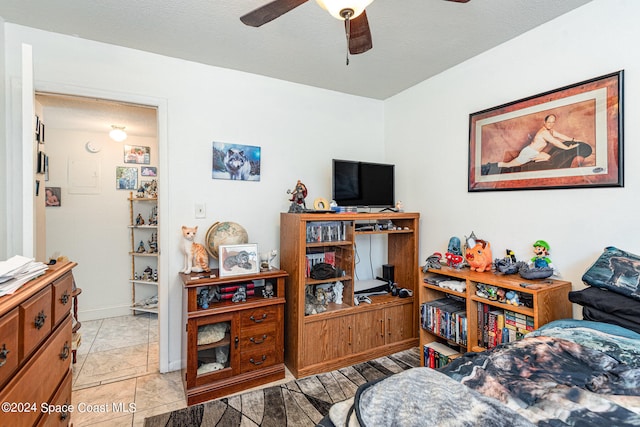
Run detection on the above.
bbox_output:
[505,290,520,306]
[519,240,555,280]
[445,236,465,269]
[262,283,274,298]
[136,186,146,198]
[136,213,145,226]
[180,225,210,274]
[231,286,247,303]
[136,240,146,253]
[530,240,553,269]
[287,180,308,213]
[423,252,443,271]
[334,281,344,305]
[153,269,158,282]
[149,206,158,225]
[198,288,211,309]
[465,232,493,272]
[148,232,158,253]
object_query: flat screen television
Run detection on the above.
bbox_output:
[332,159,395,208]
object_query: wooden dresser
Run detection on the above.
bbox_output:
[0,261,77,427]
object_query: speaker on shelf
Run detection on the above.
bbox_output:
[382,264,394,283]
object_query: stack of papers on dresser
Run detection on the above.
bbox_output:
[0,255,48,297]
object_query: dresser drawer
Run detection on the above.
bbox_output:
[36,369,72,427]
[0,308,19,388]
[0,315,72,427]
[20,286,53,359]
[240,346,278,374]
[239,305,279,329]
[238,322,276,352]
[52,273,73,327]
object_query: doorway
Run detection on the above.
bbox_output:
[35,92,162,372]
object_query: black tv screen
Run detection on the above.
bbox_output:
[332,159,395,207]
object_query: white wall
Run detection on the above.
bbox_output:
[43,126,158,319]
[386,0,639,318]
[2,23,384,371]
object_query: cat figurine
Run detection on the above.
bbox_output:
[181,225,210,274]
[224,149,251,180]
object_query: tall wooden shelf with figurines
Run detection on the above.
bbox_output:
[128,181,159,314]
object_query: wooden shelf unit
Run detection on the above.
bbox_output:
[419,266,572,364]
[180,269,287,405]
[280,212,420,378]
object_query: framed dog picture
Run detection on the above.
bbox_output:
[219,244,259,277]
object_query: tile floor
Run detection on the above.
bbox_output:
[71,313,186,426]
[70,313,294,426]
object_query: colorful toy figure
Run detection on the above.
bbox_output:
[466,238,493,272]
[530,240,553,269]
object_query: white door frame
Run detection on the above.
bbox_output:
[33,81,171,373]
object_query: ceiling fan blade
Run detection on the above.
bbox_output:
[347,10,372,54]
[240,0,309,27]
[445,0,471,3]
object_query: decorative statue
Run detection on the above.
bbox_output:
[136,213,145,226]
[287,180,308,213]
[180,225,210,274]
[465,233,493,272]
[334,281,344,305]
[136,240,146,253]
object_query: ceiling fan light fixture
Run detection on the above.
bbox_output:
[315,0,374,20]
[109,125,127,142]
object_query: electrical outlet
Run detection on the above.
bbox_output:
[195,203,206,218]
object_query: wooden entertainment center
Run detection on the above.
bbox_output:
[280,211,420,378]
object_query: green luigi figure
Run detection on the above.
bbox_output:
[531,240,553,269]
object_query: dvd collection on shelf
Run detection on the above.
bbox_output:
[305,221,347,243]
[478,302,534,349]
[423,341,461,369]
[420,295,468,347]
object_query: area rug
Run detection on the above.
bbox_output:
[144,347,420,427]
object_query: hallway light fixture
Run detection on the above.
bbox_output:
[109,125,127,142]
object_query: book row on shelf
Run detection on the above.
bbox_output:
[477,302,534,349]
[423,342,462,369]
[420,296,468,347]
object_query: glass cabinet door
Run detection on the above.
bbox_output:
[187,312,237,388]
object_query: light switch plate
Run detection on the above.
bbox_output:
[195,203,206,218]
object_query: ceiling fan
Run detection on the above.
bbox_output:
[240,0,470,64]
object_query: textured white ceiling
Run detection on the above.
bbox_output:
[2,0,593,100]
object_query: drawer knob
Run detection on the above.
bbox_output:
[249,334,267,345]
[34,310,47,329]
[249,355,267,365]
[60,291,70,305]
[249,313,267,323]
[0,344,10,367]
[60,342,70,360]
